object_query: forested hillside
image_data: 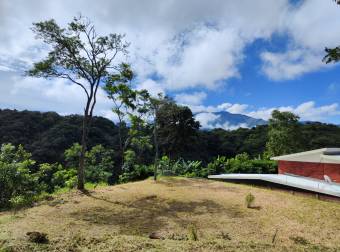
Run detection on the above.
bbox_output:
[1,109,340,166]
[0,109,121,165]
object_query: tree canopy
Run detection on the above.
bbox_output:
[265,110,302,157]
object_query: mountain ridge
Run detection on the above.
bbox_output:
[195,110,267,130]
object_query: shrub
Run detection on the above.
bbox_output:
[36,163,63,192]
[187,224,198,241]
[9,195,34,213]
[206,156,227,175]
[205,153,277,176]
[0,144,39,209]
[289,236,309,245]
[64,143,115,184]
[245,193,255,208]
[52,166,77,189]
[158,156,203,177]
[119,164,153,183]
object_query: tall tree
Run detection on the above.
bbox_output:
[27,16,128,189]
[104,63,136,174]
[149,96,161,181]
[265,110,302,157]
[157,99,200,159]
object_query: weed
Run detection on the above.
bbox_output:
[245,193,255,208]
[187,224,198,241]
[26,232,48,244]
[290,235,309,245]
[220,231,231,240]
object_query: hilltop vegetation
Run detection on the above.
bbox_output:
[1,177,340,252]
[1,109,340,166]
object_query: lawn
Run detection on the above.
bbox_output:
[1,177,340,251]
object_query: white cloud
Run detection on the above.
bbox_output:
[175,91,207,105]
[0,73,111,117]
[192,100,340,126]
[194,112,250,130]
[260,49,325,80]
[247,101,340,121]
[0,0,291,93]
[135,79,165,97]
[194,112,220,129]
[215,122,249,131]
[217,103,249,114]
[260,0,340,80]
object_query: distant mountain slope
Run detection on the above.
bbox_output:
[0,109,120,164]
[195,111,267,130]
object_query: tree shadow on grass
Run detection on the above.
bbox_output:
[69,194,244,236]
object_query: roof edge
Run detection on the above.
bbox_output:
[270,148,340,161]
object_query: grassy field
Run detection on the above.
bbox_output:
[1,177,340,251]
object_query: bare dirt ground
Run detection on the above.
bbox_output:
[1,177,340,251]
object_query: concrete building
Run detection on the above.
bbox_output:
[272,148,340,183]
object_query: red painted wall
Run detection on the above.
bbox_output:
[278,161,340,183]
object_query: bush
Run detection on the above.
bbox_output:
[0,144,39,209]
[158,156,203,177]
[206,156,227,175]
[52,166,77,189]
[64,143,115,184]
[9,195,35,213]
[119,164,153,183]
[205,153,277,176]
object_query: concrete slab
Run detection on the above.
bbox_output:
[208,174,340,197]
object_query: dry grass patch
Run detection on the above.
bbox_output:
[1,177,340,251]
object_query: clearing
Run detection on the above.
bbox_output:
[1,177,340,251]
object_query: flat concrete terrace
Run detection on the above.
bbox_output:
[208,174,340,197]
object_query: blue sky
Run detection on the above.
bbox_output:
[0,0,340,129]
[187,36,340,123]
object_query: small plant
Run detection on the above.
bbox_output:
[9,195,34,215]
[220,231,231,240]
[245,193,255,208]
[26,231,48,244]
[289,235,309,245]
[187,224,198,241]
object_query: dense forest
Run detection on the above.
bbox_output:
[1,109,340,165]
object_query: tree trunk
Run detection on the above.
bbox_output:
[118,120,124,171]
[78,114,88,190]
[153,111,159,181]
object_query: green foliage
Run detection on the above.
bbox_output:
[206,156,228,175]
[51,165,77,189]
[119,164,153,183]
[9,195,34,213]
[245,193,255,208]
[37,163,65,192]
[157,98,200,159]
[0,144,39,208]
[158,156,203,177]
[119,149,153,183]
[85,145,114,183]
[265,110,302,157]
[206,153,277,175]
[64,143,115,184]
[2,109,340,169]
